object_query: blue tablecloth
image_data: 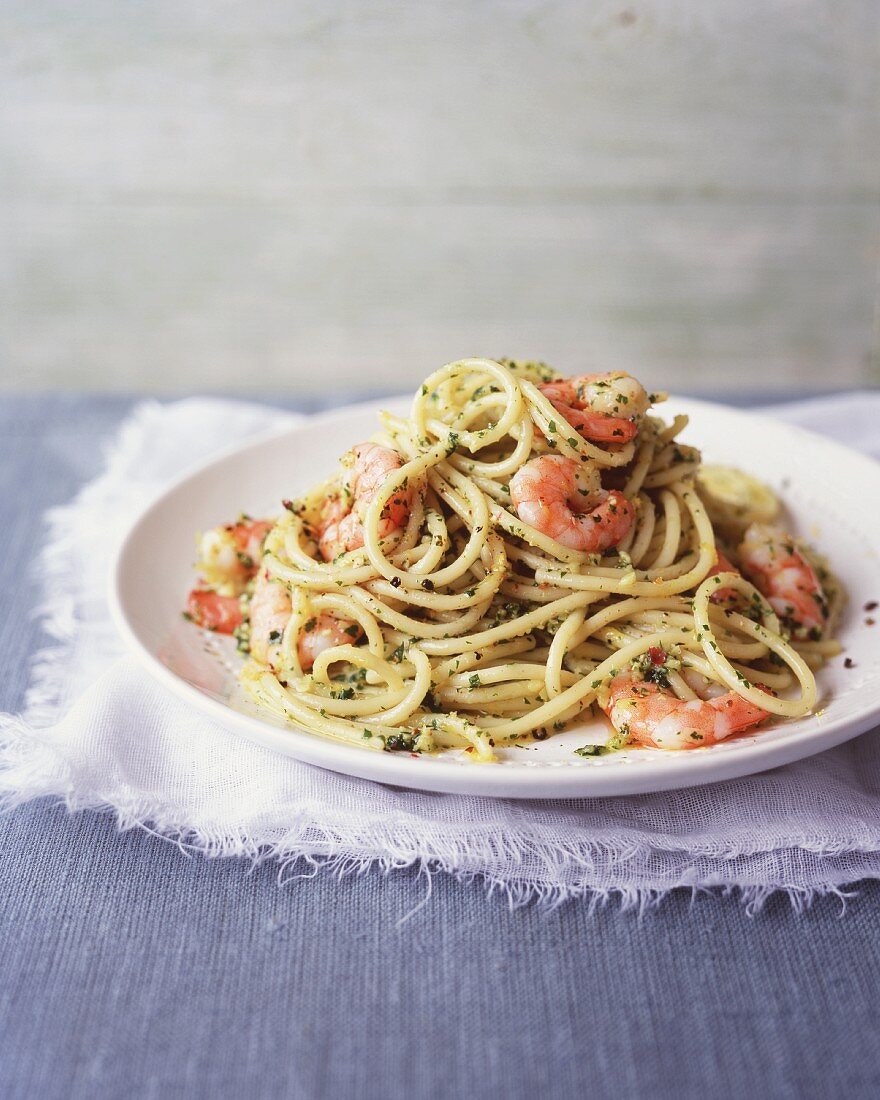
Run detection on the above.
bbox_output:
[2,394,879,1100]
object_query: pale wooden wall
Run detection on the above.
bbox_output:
[2,1,879,395]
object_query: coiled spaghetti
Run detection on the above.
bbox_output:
[191,358,840,761]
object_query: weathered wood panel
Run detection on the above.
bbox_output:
[2,1,879,392]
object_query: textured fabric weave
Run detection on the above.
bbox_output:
[2,392,880,908]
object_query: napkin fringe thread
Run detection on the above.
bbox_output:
[0,713,860,915]
[25,401,167,729]
[1,396,875,913]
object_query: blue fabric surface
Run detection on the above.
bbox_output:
[2,393,880,1100]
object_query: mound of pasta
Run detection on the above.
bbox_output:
[184,358,842,761]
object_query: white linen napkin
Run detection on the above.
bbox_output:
[3,392,880,910]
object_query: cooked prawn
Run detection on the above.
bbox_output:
[297,613,361,671]
[318,442,413,561]
[317,498,356,564]
[185,589,243,634]
[248,568,292,664]
[706,549,740,604]
[510,455,635,552]
[195,517,273,595]
[601,673,769,750]
[539,372,650,445]
[249,569,362,671]
[738,523,828,639]
[186,516,273,630]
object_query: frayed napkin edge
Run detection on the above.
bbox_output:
[0,396,873,914]
[0,713,866,916]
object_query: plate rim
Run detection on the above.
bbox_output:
[108,393,880,799]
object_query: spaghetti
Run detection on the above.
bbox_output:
[185,358,842,761]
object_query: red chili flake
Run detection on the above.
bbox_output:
[648,646,666,666]
[865,601,878,612]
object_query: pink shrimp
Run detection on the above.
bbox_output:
[185,589,243,634]
[248,569,292,665]
[228,519,273,564]
[193,516,274,596]
[510,455,635,553]
[601,673,769,750]
[318,442,413,561]
[706,549,740,604]
[317,498,357,563]
[738,523,828,639]
[296,613,361,671]
[539,372,650,445]
[185,517,274,628]
[248,570,362,671]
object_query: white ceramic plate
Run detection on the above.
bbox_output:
[110,395,880,798]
